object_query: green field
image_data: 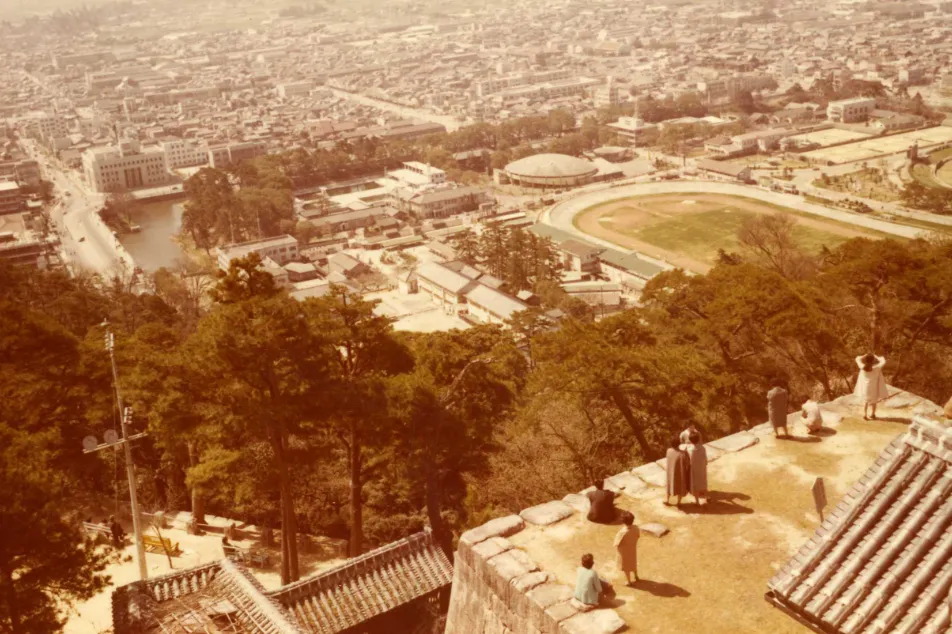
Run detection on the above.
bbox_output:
[621,208,849,264]
[575,193,878,271]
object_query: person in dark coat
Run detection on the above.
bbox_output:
[665,438,690,507]
[109,516,125,548]
[586,479,618,524]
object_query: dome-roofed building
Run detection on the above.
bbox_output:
[496,153,598,189]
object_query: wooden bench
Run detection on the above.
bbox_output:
[83,522,112,542]
[143,534,181,556]
[247,550,270,568]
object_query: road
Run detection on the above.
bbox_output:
[23,140,123,276]
[329,87,465,132]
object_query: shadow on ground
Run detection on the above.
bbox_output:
[682,490,754,516]
[631,579,691,598]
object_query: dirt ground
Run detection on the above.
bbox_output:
[510,415,910,634]
[574,193,878,273]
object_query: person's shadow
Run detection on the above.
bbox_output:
[683,490,754,515]
[777,435,822,443]
[630,579,691,598]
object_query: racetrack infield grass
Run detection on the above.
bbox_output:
[574,193,882,268]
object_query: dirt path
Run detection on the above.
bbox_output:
[574,193,878,274]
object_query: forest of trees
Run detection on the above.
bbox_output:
[2,227,952,632]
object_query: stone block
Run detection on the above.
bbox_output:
[460,514,526,547]
[544,601,580,633]
[559,609,627,634]
[705,445,725,462]
[885,389,921,410]
[749,422,775,437]
[521,501,575,526]
[513,571,551,593]
[562,493,590,514]
[508,548,540,573]
[511,571,551,618]
[640,522,669,538]
[707,430,759,453]
[472,536,513,562]
[569,598,595,612]
[528,583,574,631]
[606,471,647,497]
[632,461,667,488]
[487,550,539,601]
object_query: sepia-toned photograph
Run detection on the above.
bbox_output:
[1,0,951,632]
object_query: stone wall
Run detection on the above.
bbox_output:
[444,514,626,634]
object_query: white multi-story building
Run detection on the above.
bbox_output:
[827,97,876,123]
[82,140,169,193]
[159,138,209,169]
[25,112,69,142]
[216,235,299,271]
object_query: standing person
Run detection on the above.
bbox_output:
[109,516,124,548]
[854,353,888,420]
[679,423,702,445]
[665,438,689,507]
[574,553,613,606]
[613,514,640,586]
[767,383,790,438]
[686,433,708,505]
[586,480,618,524]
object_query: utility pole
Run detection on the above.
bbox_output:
[83,322,149,580]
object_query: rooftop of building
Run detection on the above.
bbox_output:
[218,235,299,258]
[453,388,948,634]
[504,153,598,179]
[112,530,452,634]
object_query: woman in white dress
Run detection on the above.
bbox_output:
[854,353,888,420]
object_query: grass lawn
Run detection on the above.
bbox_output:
[615,207,848,265]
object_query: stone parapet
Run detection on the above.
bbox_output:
[445,508,626,634]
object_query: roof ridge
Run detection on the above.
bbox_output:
[269,530,435,599]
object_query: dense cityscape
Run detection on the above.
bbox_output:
[2,0,952,633]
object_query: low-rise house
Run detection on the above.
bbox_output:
[869,110,925,132]
[284,261,319,283]
[562,281,623,308]
[328,252,370,278]
[464,283,528,325]
[216,235,299,271]
[417,261,478,310]
[599,249,665,290]
[391,186,489,219]
[696,159,752,182]
[558,239,602,272]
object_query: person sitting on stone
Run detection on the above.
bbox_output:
[574,553,614,607]
[801,398,824,434]
[586,479,618,524]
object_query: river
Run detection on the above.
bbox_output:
[119,198,186,271]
